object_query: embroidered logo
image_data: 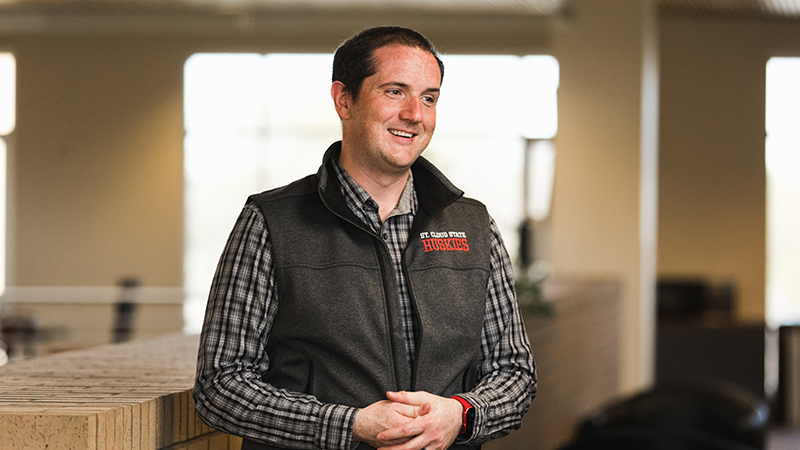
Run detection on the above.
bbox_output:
[420,231,470,252]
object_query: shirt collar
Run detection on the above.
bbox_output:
[392,172,416,218]
[331,156,417,221]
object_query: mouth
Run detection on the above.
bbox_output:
[388,128,416,139]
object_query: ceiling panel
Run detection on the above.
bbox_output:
[0,0,564,15]
[659,0,800,18]
[1,0,800,19]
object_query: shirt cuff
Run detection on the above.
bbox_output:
[453,392,485,443]
[315,403,359,450]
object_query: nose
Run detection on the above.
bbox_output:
[399,97,423,123]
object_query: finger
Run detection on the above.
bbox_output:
[377,436,415,447]
[385,391,410,403]
[392,402,430,421]
[386,390,429,405]
[377,434,428,450]
[391,402,422,418]
[376,425,410,442]
[419,402,432,416]
[376,418,425,442]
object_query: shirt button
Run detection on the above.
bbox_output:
[383,233,389,240]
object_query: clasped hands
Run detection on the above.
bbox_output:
[352,391,464,450]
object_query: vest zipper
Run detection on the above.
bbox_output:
[404,258,422,392]
[373,237,405,392]
[320,190,408,391]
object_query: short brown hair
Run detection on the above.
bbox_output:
[332,26,445,101]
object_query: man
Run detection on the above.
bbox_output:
[194,26,536,450]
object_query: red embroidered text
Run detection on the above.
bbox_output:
[421,238,470,252]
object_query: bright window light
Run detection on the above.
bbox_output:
[765,57,800,328]
[0,53,14,136]
[0,138,5,296]
[0,52,13,298]
[183,53,559,333]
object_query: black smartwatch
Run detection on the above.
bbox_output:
[450,395,475,437]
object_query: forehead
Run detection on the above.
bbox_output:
[370,45,442,86]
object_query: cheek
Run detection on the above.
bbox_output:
[369,106,395,127]
[425,110,437,129]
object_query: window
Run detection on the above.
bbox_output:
[765,57,800,328]
[183,53,559,333]
[0,53,14,298]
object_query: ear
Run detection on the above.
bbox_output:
[331,81,352,120]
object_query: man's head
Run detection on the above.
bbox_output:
[331,27,443,179]
[332,26,444,102]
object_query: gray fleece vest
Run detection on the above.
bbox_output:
[247,143,488,449]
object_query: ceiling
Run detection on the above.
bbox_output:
[0,0,799,19]
[660,0,800,19]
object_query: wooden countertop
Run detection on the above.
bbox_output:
[0,333,231,450]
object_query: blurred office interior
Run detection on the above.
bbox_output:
[0,1,799,449]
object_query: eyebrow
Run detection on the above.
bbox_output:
[379,81,440,95]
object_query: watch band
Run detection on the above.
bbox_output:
[450,395,474,436]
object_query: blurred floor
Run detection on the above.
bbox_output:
[767,427,800,450]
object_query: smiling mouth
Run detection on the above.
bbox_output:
[389,129,416,139]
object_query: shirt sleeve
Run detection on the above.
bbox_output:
[456,217,537,445]
[193,202,358,450]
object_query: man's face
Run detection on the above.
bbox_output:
[336,44,441,176]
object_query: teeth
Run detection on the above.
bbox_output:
[389,129,414,138]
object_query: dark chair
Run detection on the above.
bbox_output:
[559,428,762,450]
[560,379,770,450]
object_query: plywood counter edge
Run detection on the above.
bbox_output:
[0,333,228,450]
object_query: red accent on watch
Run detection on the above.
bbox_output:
[450,395,473,435]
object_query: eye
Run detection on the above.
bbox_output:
[422,95,438,105]
[386,89,402,96]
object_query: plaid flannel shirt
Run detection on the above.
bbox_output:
[194,156,536,450]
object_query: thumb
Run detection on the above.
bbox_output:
[419,402,432,415]
[385,390,414,404]
[386,391,434,416]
